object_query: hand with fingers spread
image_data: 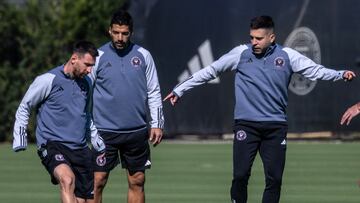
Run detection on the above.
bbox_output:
[342,71,356,81]
[163,92,179,106]
[340,102,360,125]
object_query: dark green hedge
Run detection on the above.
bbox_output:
[0,0,125,142]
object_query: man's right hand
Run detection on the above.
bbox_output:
[342,71,356,81]
[91,133,106,153]
[163,92,179,106]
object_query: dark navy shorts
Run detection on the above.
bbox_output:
[93,128,151,173]
[37,141,94,199]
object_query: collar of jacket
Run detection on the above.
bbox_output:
[254,43,277,58]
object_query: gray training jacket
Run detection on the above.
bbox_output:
[13,65,101,151]
[173,43,346,122]
[90,42,164,133]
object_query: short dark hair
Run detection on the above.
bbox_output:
[110,9,133,32]
[73,40,98,58]
[250,16,274,30]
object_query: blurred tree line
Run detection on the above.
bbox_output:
[0,0,126,142]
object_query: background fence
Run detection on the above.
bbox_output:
[128,0,360,137]
[1,0,360,141]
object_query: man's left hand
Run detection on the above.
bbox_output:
[149,128,163,147]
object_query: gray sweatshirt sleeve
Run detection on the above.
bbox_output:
[89,118,105,152]
[85,76,105,152]
[139,47,164,129]
[283,47,344,81]
[173,45,247,97]
[13,73,54,151]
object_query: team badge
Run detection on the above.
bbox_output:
[55,154,65,161]
[96,154,106,167]
[274,57,285,67]
[131,56,142,67]
[236,130,247,141]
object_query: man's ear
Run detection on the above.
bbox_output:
[270,33,276,43]
[70,53,78,65]
[108,26,112,36]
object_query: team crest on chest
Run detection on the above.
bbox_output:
[274,57,285,67]
[131,56,142,67]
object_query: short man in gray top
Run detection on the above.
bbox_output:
[164,16,355,203]
[13,41,105,203]
[90,10,164,203]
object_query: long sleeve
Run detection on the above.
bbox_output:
[140,47,164,129]
[85,76,105,152]
[13,73,54,151]
[173,45,247,97]
[284,47,344,81]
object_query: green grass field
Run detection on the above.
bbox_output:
[1,141,359,203]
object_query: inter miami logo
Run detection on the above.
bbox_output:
[131,56,142,67]
[96,154,106,167]
[55,154,65,161]
[274,57,285,67]
[236,130,247,141]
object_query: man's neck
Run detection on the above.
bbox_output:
[63,62,74,79]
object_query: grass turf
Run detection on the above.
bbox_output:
[0,141,359,202]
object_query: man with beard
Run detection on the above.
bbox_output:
[90,10,164,203]
[13,40,105,203]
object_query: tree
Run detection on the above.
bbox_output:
[0,0,126,141]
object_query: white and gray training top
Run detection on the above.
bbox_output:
[13,65,98,151]
[90,42,164,133]
[173,43,345,122]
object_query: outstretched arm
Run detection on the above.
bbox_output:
[340,102,360,125]
[284,47,356,82]
[164,45,247,106]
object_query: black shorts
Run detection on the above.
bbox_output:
[37,141,93,199]
[93,128,151,173]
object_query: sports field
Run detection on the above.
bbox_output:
[0,141,359,203]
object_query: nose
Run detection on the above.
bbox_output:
[86,66,92,74]
[251,39,258,46]
[116,33,125,41]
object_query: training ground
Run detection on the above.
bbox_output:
[0,141,359,202]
